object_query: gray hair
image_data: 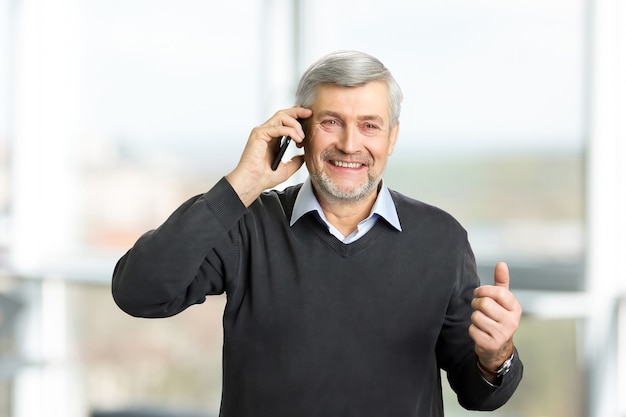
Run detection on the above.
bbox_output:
[295,50,404,127]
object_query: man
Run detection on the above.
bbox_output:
[112,50,523,416]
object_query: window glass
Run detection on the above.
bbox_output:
[300,0,586,290]
[67,282,226,414]
[0,0,10,262]
[442,316,584,417]
[75,0,265,258]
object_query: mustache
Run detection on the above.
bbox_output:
[320,150,372,165]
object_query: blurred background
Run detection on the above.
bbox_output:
[0,0,624,416]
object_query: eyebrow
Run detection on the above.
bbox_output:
[318,111,386,125]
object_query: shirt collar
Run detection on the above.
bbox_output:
[290,177,402,232]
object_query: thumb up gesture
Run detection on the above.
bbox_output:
[469,262,522,380]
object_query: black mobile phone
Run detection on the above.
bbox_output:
[271,135,292,171]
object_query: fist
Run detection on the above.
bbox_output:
[469,262,522,371]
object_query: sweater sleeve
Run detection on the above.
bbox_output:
[437,242,524,411]
[111,177,247,318]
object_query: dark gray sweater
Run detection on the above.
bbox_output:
[112,177,523,417]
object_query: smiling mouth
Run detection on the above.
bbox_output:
[331,160,364,169]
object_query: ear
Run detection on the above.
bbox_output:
[387,122,400,156]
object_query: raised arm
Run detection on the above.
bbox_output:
[112,107,311,317]
[439,250,523,411]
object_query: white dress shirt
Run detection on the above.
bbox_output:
[290,177,402,243]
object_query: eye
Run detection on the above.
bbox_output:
[319,118,342,131]
[361,122,381,134]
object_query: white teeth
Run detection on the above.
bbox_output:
[332,161,362,168]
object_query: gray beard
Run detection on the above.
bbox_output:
[310,170,381,203]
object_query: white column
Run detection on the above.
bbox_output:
[10,0,85,416]
[585,0,626,416]
[14,278,85,417]
[619,298,626,417]
[10,0,83,275]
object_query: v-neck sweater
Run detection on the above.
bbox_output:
[112,177,523,417]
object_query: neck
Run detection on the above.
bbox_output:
[315,187,379,237]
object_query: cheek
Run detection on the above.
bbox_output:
[302,142,318,167]
[368,143,391,161]
[304,132,326,158]
[376,137,396,158]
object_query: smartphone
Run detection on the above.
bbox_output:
[271,135,292,171]
[271,117,306,170]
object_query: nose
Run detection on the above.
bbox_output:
[336,125,360,154]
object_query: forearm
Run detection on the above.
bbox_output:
[446,347,523,411]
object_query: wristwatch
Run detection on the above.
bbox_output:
[477,351,515,378]
[494,351,515,378]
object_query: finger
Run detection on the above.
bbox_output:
[260,122,303,143]
[279,107,313,130]
[471,308,498,331]
[468,323,502,353]
[266,108,313,144]
[471,294,522,341]
[470,311,515,353]
[494,261,510,289]
[292,106,313,120]
[472,296,507,322]
[474,291,522,320]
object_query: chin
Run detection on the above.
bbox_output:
[313,173,379,203]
